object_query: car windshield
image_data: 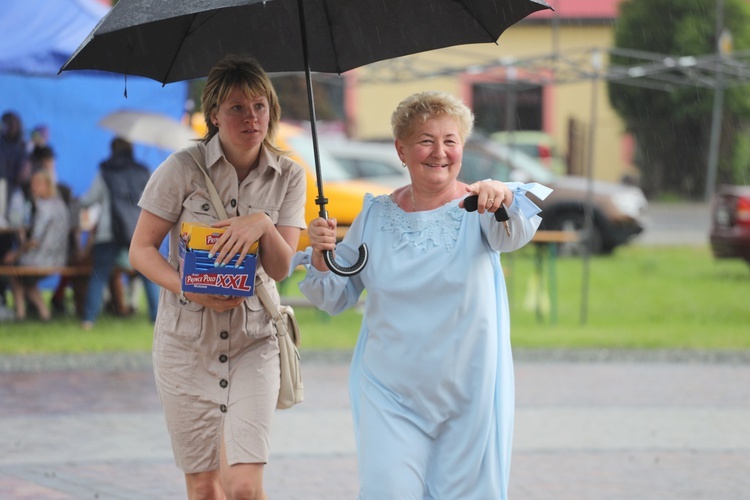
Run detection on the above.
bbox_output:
[483,141,556,184]
[286,135,355,182]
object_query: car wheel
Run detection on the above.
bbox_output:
[549,212,604,256]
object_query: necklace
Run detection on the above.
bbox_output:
[409,184,457,212]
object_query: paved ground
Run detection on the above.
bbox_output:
[1,350,749,499]
[635,201,712,247]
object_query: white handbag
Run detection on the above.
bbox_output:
[255,283,304,409]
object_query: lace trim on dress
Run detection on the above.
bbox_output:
[373,194,462,252]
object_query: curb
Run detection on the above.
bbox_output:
[1,348,749,374]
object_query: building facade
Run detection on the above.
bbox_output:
[343,0,634,183]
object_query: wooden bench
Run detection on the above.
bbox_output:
[532,229,579,244]
[0,265,92,316]
[0,265,91,278]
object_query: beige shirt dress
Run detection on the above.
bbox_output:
[138,136,307,473]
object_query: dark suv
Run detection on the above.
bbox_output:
[709,185,750,265]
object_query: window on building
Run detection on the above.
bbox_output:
[471,83,543,134]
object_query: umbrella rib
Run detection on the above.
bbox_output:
[319,0,343,74]
[455,0,499,44]
[159,12,212,84]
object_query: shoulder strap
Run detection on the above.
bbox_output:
[255,278,288,336]
[186,147,229,220]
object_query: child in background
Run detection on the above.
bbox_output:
[4,170,70,320]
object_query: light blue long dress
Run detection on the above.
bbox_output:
[294,183,550,499]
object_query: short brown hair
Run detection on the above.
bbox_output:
[201,55,283,155]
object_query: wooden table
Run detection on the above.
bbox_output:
[528,230,579,324]
[0,265,92,317]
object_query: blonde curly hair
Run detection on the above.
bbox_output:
[391,91,474,143]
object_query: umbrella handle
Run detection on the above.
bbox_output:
[317,206,368,277]
[322,245,369,277]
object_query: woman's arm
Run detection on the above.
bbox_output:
[129,210,178,293]
[129,209,244,312]
[78,173,106,208]
[475,182,552,252]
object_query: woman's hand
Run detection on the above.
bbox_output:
[460,180,514,215]
[184,291,245,313]
[210,213,271,267]
[308,217,337,272]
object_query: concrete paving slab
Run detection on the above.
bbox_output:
[0,353,748,499]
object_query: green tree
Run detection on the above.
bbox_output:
[609,0,750,199]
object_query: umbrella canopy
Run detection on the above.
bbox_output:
[61,0,552,275]
[99,110,198,151]
[61,0,552,84]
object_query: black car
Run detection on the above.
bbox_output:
[709,184,750,265]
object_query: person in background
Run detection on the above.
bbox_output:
[79,137,159,330]
[20,124,51,183]
[22,146,74,215]
[0,111,27,208]
[28,125,50,154]
[129,55,306,499]
[21,146,81,315]
[3,170,70,321]
[0,111,29,313]
[294,90,551,499]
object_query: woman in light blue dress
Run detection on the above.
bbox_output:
[294,91,551,499]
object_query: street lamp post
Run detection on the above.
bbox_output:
[705,0,729,202]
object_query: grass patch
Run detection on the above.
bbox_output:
[1,245,748,354]
[505,245,750,349]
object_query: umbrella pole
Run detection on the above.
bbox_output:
[297,0,368,277]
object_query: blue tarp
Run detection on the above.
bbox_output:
[0,0,190,196]
[0,0,109,76]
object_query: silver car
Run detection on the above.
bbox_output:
[324,136,648,255]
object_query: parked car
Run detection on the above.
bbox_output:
[462,137,648,255]
[321,139,411,188]
[709,184,750,265]
[491,130,567,175]
[325,136,648,254]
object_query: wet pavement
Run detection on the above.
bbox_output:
[1,350,749,499]
[636,201,712,247]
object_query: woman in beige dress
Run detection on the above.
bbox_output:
[129,55,306,499]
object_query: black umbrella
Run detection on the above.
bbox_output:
[60,0,552,275]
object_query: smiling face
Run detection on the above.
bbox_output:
[212,86,270,157]
[395,115,464,190]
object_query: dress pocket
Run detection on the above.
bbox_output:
[158,292,204,343]
[184,194,221,224]
[247,206,279,225]
[243,290,275,339]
